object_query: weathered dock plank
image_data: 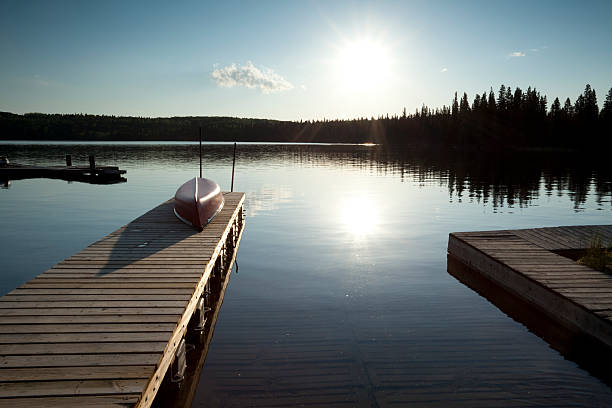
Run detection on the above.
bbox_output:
[0,192,245,407]
[448,224,612,348]
[0,395,140,408]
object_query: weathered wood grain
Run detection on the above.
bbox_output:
[0,192,246,408]
[448,224,612,349]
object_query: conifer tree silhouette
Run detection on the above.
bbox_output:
[550,97,561,118]
[601,88,612,121]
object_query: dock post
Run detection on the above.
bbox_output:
[231,142,236,192]
[66,154,72,167]
[89,155,95,170]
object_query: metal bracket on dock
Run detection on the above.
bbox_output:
[190,297,213,332]
[171,338,187,383]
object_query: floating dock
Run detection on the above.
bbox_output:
[0,163,127,184]
[448,225,612,348]
[0,192,245,407]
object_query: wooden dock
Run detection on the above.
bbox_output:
[0,163,127,184]
[448,225,612,348]
[0,192,245,407]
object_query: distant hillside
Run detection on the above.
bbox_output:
[0,112,347,143]
[2,84,611,150]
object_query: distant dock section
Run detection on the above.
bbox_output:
[448,225,612,348]
[0,155,126,184]
[0,192,245,407]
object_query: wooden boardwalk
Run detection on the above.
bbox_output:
[448,225,612,348]
[0,192,245,407]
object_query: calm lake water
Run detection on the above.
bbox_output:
[1,142,612,407]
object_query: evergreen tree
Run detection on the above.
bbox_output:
[562,97,574,117]
[574,94,585,116]
[460,92,471,114]
[539,95,547,115]
[472,94,481,111]
[497,85,507,111]
[481,92,488,111]
[513,88,523,111]
[488,88,496,112]
[550,97,561,118]
[452,92,459,118]
[505,87,513,107]
[523,87,541,113]
[420,105,428,117]
[581,84,599,121]
[601,88,612,121]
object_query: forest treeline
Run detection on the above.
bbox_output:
[1,84,611,150]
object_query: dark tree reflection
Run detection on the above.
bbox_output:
[2,143,610,212]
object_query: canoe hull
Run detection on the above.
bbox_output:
[174,177,224,231]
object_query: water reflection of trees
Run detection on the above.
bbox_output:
[274,145,611,212]
[2,143,610,211]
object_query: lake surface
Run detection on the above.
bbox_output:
[1,142,611,407]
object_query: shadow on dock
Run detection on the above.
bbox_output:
[447,254,612,388]
[0,192,246,406]
[93,192,240,275]
[93,200,198,276]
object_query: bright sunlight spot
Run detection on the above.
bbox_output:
[340,193,380,238]
[333,37,393,93]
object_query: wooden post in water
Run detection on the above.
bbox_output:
[199,127,202,178]
[88,155,95,170]
[66,154,72,167]
[231,142,236,192]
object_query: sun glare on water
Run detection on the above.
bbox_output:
[333,36,392,93]
[340,193,380,239]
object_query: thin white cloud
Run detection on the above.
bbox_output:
[212,61,293,93]
[509,51,526,57]
[440,67,448,73]
[531,45,548,53]
[31,74,60,87]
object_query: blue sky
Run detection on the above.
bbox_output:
[1,0,611,120]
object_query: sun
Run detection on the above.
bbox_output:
[333,36,392,93]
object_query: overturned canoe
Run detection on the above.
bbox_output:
[174,177,224,231]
